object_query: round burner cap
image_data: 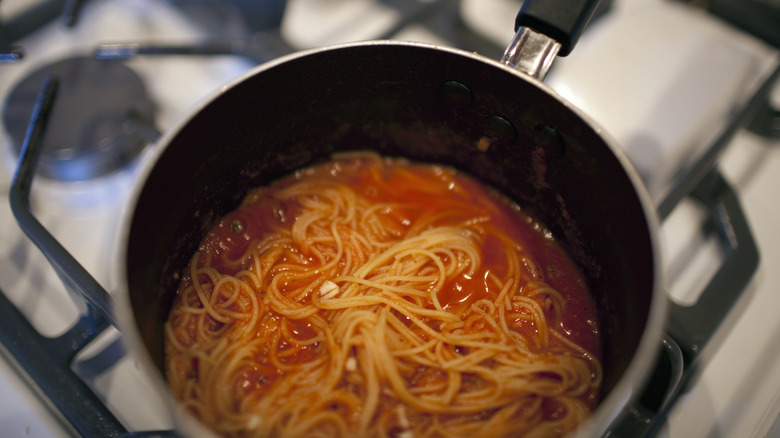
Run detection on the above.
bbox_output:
[3,56,157,181]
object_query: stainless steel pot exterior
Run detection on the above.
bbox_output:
[117,41,666,437]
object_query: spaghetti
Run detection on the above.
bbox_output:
[165,152,602,438]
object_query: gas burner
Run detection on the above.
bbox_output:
[3,56,156,181]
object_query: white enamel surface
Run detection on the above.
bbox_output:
[0,0,779,436]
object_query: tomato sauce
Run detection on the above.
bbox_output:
[174,154,602,426]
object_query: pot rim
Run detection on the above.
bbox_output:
[112,39,668,437]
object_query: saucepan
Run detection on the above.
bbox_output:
[120,0,664,435]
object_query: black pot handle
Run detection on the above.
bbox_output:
[514,0,601,56]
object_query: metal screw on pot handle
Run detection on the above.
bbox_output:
[501,0,601,80]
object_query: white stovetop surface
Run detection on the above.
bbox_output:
[1,0,780,436]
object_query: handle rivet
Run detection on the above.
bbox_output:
[438,80,473,110]
[485,115,517,142]
[533,123,565,159]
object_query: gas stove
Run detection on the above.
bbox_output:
[1,0,779,437]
